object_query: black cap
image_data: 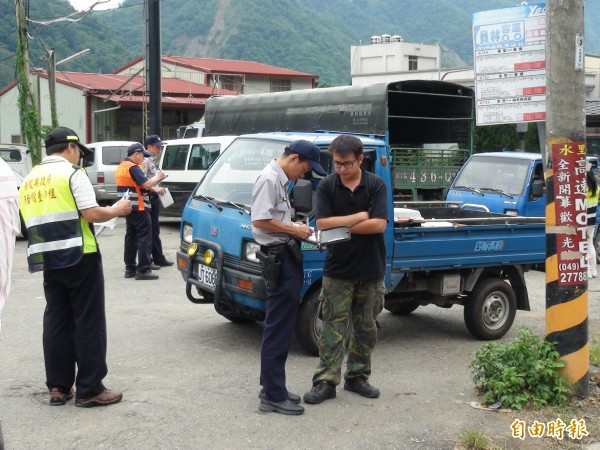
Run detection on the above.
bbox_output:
[45,127,93,157]
[144,135,164,146]
[127,143,152,157]
[287,140,326,176]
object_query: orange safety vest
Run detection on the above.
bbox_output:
[115,160,149,211]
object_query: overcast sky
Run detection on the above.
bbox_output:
[68,0,121,11]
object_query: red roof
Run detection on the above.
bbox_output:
[114,55,318,79]
[51,71,237,96]
[90,93,207,108]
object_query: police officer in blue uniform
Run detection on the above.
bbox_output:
[251,140,326,415]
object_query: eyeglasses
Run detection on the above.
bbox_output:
[332,158,358,170]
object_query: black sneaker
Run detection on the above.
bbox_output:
[303,381,336,404]
[135,271,159,280]
[344,376,380,398]
[259,398,304,415]
[258,389,301,404]
[124,268,136,278]
[156,259,174,267]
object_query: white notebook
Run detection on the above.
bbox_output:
[159,187,174,208]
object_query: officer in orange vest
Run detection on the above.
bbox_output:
[115,143,166,280]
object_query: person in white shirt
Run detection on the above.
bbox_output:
[0,157,20,331]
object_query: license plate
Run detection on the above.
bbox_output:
[197,264,217,289]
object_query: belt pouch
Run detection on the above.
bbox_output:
[257,250,281,287]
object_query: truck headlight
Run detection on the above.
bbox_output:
[244,241,260,263]
[182,222,193,243]
[504,209,519,216]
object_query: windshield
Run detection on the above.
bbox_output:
[194,138,290,206]
[453,156,532,196]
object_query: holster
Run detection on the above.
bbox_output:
[286,239,303,263]
[256,250,282,287]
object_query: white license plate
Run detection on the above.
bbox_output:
[197,264,217,289]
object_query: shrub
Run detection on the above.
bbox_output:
[469,328,571,409]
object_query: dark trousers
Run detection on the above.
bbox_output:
[124,210,153,272]
[149,195,167,263]
[260,250,302,402]
[43,253,108,399]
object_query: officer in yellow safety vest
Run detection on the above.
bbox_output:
[19,126,132,408]
[115,143,166,280]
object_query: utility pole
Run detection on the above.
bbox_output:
[147,0,162,137]
[47,48,58,129]
[14,0,42,163]
[545,0,588,399]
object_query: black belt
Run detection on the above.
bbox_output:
[260,243,288,254]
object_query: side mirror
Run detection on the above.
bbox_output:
[291,179,312,213]
[531,179,544,198]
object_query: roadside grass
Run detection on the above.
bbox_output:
[458,331,600,449]
[455,429,496,450]
[591,336,600,367]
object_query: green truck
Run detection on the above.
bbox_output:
[204,80,475,200]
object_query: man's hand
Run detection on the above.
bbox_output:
[114,199,132,216]
[292,223,313,240]
[152,186,166,195]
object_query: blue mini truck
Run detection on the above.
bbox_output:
[176,132,546,355]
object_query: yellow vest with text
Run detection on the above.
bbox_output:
[19,160,97,272]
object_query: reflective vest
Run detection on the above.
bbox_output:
[588,188,599,226]
[115,160,149,211]
[19,160,97,273]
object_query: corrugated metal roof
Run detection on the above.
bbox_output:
[162,56,318,78]
[587,99,600,116]
[89,93,206,108]
[54,72,237,96]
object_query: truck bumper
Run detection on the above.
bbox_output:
[176,240,268,314]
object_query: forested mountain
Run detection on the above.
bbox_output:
[1,0,599,89]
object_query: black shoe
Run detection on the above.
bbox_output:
[124,268,136,278]
[156,259,174,267]
[258,389,301,404]
[344,376,380,398]
[259,398,304,415]
[135,271,159,280]
[150,264,161,270]
[303,381,336,404]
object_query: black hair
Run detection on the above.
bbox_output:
[46,142,69,155]
[587,170,598,196]
[328,134,363,158]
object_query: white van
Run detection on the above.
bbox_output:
[0,144,32,178]
[158,135,236,217]
[81,140,137,204]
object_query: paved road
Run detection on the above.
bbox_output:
[1,219,598,449]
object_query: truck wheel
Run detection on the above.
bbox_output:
[464,278,516,340]
[384,299,419,315]
[295,289,321,356]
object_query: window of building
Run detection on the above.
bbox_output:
[270,78,291,92]
[11,135,22,144]
[408,55,418,71]
[220,75,244,93]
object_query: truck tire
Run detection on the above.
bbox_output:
[384,299,419,315]
[464,277,516,340]
[295,289,321,356]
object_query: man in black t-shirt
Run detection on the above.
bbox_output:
[304,135,388,405]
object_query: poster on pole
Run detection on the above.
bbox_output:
[551,142,588,286]
[473,3,547,126]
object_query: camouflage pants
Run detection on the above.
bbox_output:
[312,276,385,386]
